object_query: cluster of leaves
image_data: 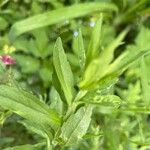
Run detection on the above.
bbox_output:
[0,0,150,149]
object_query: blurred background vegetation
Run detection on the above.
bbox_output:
[0,0,150,149]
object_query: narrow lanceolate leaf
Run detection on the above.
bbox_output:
[77,29,86,71]
[106,49,150,75]
[86,15,103,65]
[99,28,128,66]
[79,29,127,89]
[96,50,149,91]
[81,91,122,108]
[60,106,93,146]
[0,85,61,131]
[53,38,74,106]
[140,57,150,105]
[9,2,118,42]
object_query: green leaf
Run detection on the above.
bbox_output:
[0,85,61,132]
[86,14,103,65]
[79,29,127,89]
[53,38,74,106]
[106,49,150,75]
[4,142,45,150]
[79,58,104,89]
[19,120,48,138]
[76,29,86,71]
[0,110,12,125]
[52,68,66,105]
[49,87,63,115]
[81,92,122,108]
[79,59,118,90]
[99,28,128,67]
[9,2,118,42]
[60,105,93,146]
[80,48,149,90]
[96,73,118,91]
[140,57,150,105]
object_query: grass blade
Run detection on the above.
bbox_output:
[9,2,118,42]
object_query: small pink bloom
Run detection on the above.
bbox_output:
[0,55,16,65]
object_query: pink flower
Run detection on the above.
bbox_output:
[0,55,16,65]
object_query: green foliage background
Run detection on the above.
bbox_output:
[0,0,150,149]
